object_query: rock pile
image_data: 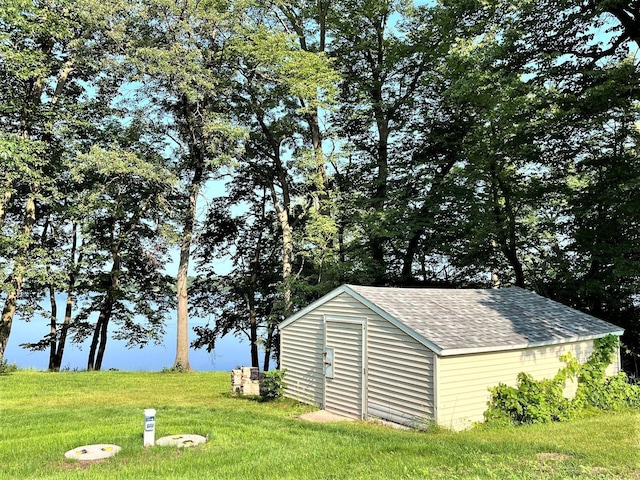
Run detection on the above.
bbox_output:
[231,366,263,396]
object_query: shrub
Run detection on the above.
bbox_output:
[0,356,17,375]
[161,361,186,373]
[572,335,640,410]
[485,372,574,425]
[260,369,287,400]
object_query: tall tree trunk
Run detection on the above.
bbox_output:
[272,199,294,317]
[370,115,390,285]
[248,218,263,369]
[298,2,328,192]
[87,306,111,371]
[0,196,36,358]
[365,11,392,286]
[175,225,193,371]
[87,250,119,371]
[38,215,58,370]
[249,302,259,368]
[47,284,57,370]
[52,291,74,371]
[50,223,80,371]
[94,307,111,371]
[281,2,335,287]
[306,109,329,192]
[174,166,202,371]
[259,110,294,317]
[38,216,62,370]
[489,158,525,288]
[263,325,274,372]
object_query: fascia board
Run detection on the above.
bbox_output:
[278,285,349,329]
[342,285,443,355]
[439,330,625,357]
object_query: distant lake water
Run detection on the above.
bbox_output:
[1,187,264,372]
[4,316,252,372]
[3,247,256,371]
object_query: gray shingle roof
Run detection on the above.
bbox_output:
[346,285,623,354]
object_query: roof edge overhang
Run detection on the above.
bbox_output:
[438,330,625,357]
[279,284,445,355]
[279,284,624,358]
[279,285,350,330]
[342,285,445,355]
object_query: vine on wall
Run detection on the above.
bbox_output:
[485,335,640,426]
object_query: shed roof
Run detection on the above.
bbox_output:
[280,285,624,356]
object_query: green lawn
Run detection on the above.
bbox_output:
[1,370,638,479]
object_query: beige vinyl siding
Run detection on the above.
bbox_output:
[436,340,617,430]
[324,293,436,427]
[605,347,621,376]
[280,312,324,407]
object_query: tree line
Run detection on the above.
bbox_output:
[1,0,638,373]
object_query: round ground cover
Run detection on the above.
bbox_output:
[64,444,121,461]
[156,434,207,447]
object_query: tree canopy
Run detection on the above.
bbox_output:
[1,0,638,373]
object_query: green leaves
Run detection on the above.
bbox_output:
[236,28,338,108]
[74,146,175,192]
[486,335,640,426]
[259,369,287,400]
[0,0,638,373]
[485,372,574,426]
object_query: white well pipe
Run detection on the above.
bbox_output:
[143,408,156,447]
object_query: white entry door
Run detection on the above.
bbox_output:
[323,317,366,420]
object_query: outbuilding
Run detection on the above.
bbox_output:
[279,285,623,430]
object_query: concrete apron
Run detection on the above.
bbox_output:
[299,410,355,423]
[298,410,410,429]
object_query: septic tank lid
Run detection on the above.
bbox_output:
[156,434,206,447]
[64,444,121,461]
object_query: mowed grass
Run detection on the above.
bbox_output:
[1,371,639,479]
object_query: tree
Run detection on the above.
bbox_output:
[127,0,246,370]
[68,143,175,371]
[326,0,435,285]
[187,4,339,367]
[228,12,338,315]
[0,0,128,358]
[271,0,343,297]
[473,0,640,367]
[549,61,640,372]
[192,189,281,370]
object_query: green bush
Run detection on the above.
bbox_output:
[0,356,17,375]
[260,369,287,400]
[485,372,574,425]
[574,372,640,411]
[161,361,186,373]
[485,334,640,426]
